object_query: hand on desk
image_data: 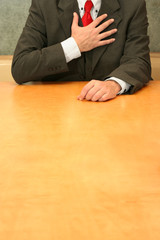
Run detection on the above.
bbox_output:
[77,80,121,102]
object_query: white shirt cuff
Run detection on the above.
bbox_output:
[106,77,131,95]
[61,37,81,63]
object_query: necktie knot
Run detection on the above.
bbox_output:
[82,0,93,26]
[84,0,93,13]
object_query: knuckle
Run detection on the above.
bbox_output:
[93,39,98,45]
[93,93,101,101]
[97,93,102,99]
[104,21,109,27]
[98,15,103,21]
[91,29,96,36]
[101,94,109,101]
[98,82,103,87]
[106,31,113,37]
[100,23,106,31]
[108,29,113,34]
[92,95,98,102]
[81,89,86,95]
[86,94,92,100]
[107,39,115,44]
[92,98,98,102]
[98,41,103,46]
[97,15,104,23]
[93,28,98,35]
[101,95,105,99]
[91,79,96,84]
[104,32,109,37]
[100,97,105,101]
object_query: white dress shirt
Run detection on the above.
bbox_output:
[61,0,131,94]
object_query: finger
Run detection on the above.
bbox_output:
[98,93,116,102]
[96,18,115,33]
[85,85,102,101]
[72,12,79,27]
[97,38,115,47]
[98,29,117,40]
[91,88,108,102]
[77,81,96,100]
[90,14,108,28]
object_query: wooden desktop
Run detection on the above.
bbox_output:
[0,56,160,240]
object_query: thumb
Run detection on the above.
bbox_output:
[72,12,79,27]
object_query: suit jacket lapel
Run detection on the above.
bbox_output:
[92,0,122,71]
[57,0,82,38]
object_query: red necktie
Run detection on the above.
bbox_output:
[82,0,93,26]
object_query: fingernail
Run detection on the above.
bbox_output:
[77,96,81,100]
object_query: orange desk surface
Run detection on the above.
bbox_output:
[0,81,160,240]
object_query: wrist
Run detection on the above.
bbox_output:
[72,36,83,52]
[106,80,121,92]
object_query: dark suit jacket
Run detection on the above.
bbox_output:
[12,0,151,94]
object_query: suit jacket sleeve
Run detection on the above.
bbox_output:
[106,0,151,94]
[11,0,69,84]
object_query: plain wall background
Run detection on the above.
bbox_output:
[0,0,160,54]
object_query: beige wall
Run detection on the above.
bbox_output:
[0,0,160,54]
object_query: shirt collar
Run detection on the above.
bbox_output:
[78,0,101,10]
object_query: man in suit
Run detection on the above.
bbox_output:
[12,0,151,102]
